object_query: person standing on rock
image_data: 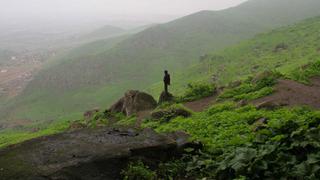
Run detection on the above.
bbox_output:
[163,70,171,94]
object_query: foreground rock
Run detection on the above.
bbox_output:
[0,127,191,180]
[109,90,157,116]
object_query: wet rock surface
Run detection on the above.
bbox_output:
[0,127,190,180]
[109,90,157,116]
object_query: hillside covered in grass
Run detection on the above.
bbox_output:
[2,61,320,179]
[3,0,320,123]
[151,15,320,96]
[1,16,320,179]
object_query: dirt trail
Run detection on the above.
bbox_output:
[253,77,320,109]
[136,77,320,127]
[183,96,216,112]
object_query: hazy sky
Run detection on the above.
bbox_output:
[0,0,248,22]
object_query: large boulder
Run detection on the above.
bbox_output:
[109,90,157,116]
[0,127,192,180]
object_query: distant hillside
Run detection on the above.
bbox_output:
[4,0,320,122]
[76,25,125,43]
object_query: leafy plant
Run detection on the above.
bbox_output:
[121,161,157,180]
[180,82,216,102]
[151,104,193,122]
[219,71,281,101]
[290,61,320,84]
[141,96,320,179]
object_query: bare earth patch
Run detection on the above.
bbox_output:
[253,77,320,109]
[184,96,216,112]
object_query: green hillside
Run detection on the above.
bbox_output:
[3,0,320,123]
[2,13,320,180]
[155,16,320,96]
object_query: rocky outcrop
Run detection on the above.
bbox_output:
[158,91,174,104]
[0,127,192,180]
[109,90,157,116]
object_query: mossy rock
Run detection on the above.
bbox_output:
[151,106,192,122]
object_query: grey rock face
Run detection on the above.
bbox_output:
[0,127,189,180]
[109,90,157,116]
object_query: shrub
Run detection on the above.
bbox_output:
[86,112,109,128]
[180,82,216,102]
[151,104,193,122]
[121,161,157,180]
[115,116,137,127]
[290,61,320,83]
[219,71,281,101]
[151,107,320,179]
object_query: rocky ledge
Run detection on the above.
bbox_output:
[0,127,192,180]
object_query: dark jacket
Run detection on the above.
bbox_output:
[164,74,171,85]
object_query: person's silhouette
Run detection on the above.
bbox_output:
[163,70,171,94]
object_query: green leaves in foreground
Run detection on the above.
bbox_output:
[143,102,320,179]
[211,114,320,179]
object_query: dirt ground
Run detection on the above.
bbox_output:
[253,77,320,109]
[183,96,216,112]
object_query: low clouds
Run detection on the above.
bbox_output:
[0,0,247,19]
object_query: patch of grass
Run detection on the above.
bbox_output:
[218,71,280,101]
[289,61,320,84]
[0,120,70,148]
[149,104,193,123]
[179,82,216,102]
[115,116,137,127]
[170,16,320,96]
[143,102,257,150]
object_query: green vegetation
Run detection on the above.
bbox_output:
[0,120,70,148]
[128,62,320,179]
[290,61,320,83]
[140,103,320,179]
[179,82,216,102]
[121,161,157,180]
[219,71,281,101]
[170,16,320,95]
[143,102,256,150]
[150,104,193,123]
[3,0,320,123]
[2,1,320,179]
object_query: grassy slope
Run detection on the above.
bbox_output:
[1,16,320,147]
[2,16,320,180]
[149,16,320,96]
[4,0,320,123]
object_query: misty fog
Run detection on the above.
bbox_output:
[0,0,247,29]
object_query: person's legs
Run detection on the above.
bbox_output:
[164,83,168,94]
